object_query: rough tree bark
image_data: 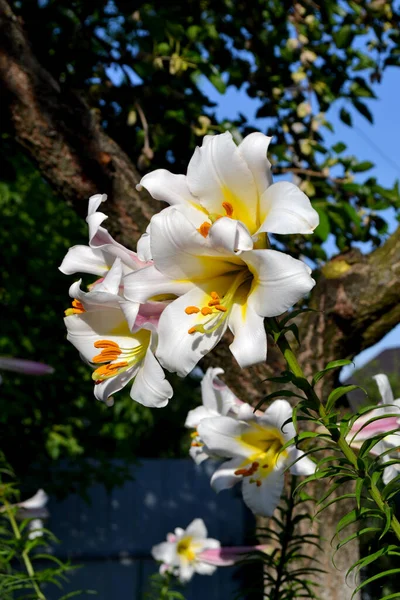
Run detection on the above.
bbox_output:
[1,2,399,598]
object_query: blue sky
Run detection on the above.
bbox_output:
[201,68,400,378]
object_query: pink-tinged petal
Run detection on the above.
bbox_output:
[200,367,238,416]
[348,414,399,442]
[129,347,173,408]
[86,194,146,272]
[137,169,199,207]
[198,417,253,459]
[208,217,253,253]
[210,457,244,492]
[150,208,241,282]
[257,181,319,236]
[228,300,267,368]
[373,374,395,407]
[187,132,259,232]
[243,249,315,317]
[123,264,193,304]
[238,132,273,199]
[199,544,271,567]
[242,465,285,516]
[0,357,54,376]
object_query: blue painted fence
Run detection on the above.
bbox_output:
[45,459,256,600]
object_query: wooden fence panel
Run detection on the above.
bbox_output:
[45,459,255,599]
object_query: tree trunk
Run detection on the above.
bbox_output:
[1,2,400,597]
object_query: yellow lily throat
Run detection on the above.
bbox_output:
[176,536,196,562]
[234,425,288,488]
[197,201,234,238]
[91,330,151,383]
[184,270,252,336]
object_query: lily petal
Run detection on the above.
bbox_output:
[186,518,207,540]
[208,217,253,253]
[150,208,240,282]
[129,347,173,408]
[94,365,137,402]
[138,170,199,207]
[124,264,193,304]
[243,249,315,317]
[257,181,319,235]
[242,466,285,516]
[187,132,259,231]
[238,132,273,198]
[198,416,253,459]
[373,374,395,407]
[155,285,229,377]
[210,457,244,492]
[228,300,267,368]
[59,245,112,276]
[289,449,316,476]
[261,399,296,441]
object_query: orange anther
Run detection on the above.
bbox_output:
[208,299,221,307]
[222,201,234,217]
[188,326,198,334]
[256,480,262,487]
[262,464,269,469]
[93,361,128,378]
[210,291,220,300]
[185,306,200,315]
[190,431,199,438]
[94,340,120,349]
[198,222,211,237]
[201,307,213,316]
[191,442,203,447]
[72,299,85,310]
[214,304,227,312]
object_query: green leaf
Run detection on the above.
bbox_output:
[335,25,353,49]
[352,99,373,123]
[326,385,362,412]
[209,72,226,94]
[314,206,330,242]
[339,107,352,126]
[352,160,374,172]
[312,359,353,386]
[332,142,347,154]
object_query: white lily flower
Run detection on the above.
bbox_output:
[124,208,315,376]
[137,131,319,253]
[185,367,242,464]
[64,263,172,407]
[15,489,49,540]
[151,518,220,583]
[348,374,400,484]
[60,194,147,277]
[197,400,316,517]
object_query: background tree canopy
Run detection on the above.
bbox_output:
[0,0,399,532]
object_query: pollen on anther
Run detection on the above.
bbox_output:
[214,304,227,312]
[185,306,200,315]
[188,326,198,334]
[222,201,234,217]
[201,307,213,316]
[211,291,220,300]
[198,222,211,238]
[256,479,262,487]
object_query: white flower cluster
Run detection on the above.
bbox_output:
[60,131,318,407]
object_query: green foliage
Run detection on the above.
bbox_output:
[237,480,321,600]
[143,572,186,600]
[0,452,80,599]
[11,0,400,263]
[0,141,201,497]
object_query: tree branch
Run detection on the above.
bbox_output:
[0,0,156,249]
[0,0,399,402]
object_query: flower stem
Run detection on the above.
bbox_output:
[267,317,400,542]
[3,499,46,599]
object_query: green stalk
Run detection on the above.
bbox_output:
[3,499,46,600]
[267,317,400,542]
